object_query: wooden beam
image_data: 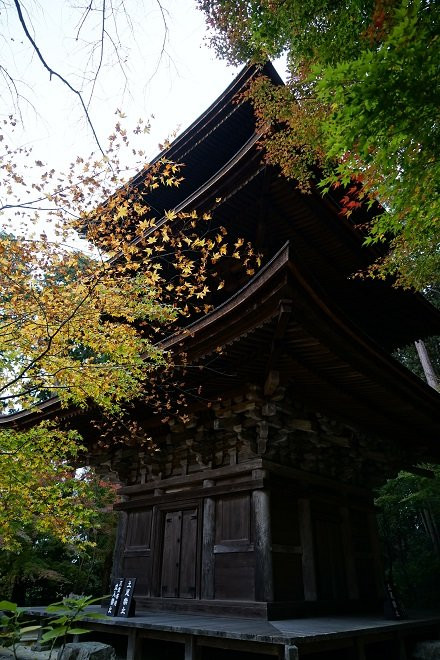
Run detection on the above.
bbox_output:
[119,458,263,495]
[198,635,279,655]
[262,459,372,500]
[117,479,265,511]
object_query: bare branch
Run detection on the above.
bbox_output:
[86,0,106,110]
[0,66,25,124]
[75,0,94,41]
[13,0,106,157]
[145,0,171,87]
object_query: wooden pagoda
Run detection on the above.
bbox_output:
[6,63,440,624]
[105,62,440,620]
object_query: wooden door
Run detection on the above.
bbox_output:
[179,509,198,598]
[161,511,181,598]
[160,508,198,599]
[314,515,347,601]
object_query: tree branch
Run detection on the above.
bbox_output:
[86,0,106,110]
[13,0,106,158]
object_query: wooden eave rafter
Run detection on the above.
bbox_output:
[0,395,82,427]
[2,163,440,438]
[160,242,440,452]
[162,243,291,357]
[130,62,282,189]
[124,62,282,221]
[131,131,264,248]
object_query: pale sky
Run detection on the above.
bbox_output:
[1,1,245,167]
[1,0,285,249]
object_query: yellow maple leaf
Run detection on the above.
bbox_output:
[115,204,129,220]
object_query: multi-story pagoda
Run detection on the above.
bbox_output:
[104,62,440,620]
[9,63,440,625]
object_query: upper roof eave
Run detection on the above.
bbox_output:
[130,61,282,188]
[160,241,440,447]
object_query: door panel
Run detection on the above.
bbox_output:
[160,511,181,598]
[216,494,251,544]
[160,507,198,599]
[125,510,152,549]
[314,517,347,600]
[179,509,198,598]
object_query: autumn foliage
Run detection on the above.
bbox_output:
[0,114,257,549]
[199,0,440,290]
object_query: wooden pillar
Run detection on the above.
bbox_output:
[111,511,128,584]
[396,632,407,660]
[340,506,359,600]
[368,511,385,599]
[201,479,215,599]
[151,505,162,597]
[185,636,199,660]
[253,486,274,602]
[298,498,317,601]
[127,630,142,660]
[355,638,366,660]
[284,644,299,660]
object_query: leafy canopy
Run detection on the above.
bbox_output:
[199,0,440,289]
[0,424,111,552]
[376,465,440,607]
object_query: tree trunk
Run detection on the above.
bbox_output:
[414,339,439,390]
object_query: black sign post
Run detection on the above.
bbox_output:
[106,578,125,617]
[117,577,136,617]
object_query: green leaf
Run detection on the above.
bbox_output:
[41,626,68,642]
[0,602,17,612]
[68,628,90,635]
[80,595,110,606]
[48,616,68,625]
[45,604,68,613]
[19,626,42,634]
[81,612,107,620]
